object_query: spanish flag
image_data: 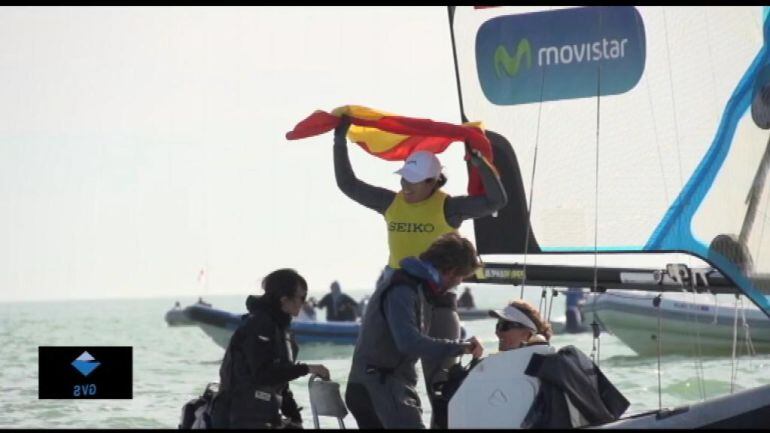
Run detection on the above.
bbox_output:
[286,105,494,196]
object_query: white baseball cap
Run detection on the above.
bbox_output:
[395,151,442,183]
[488,304,538,332]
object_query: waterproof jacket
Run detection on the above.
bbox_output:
[349,257,466,386]
[216,295,309,428]
[522,345,630,428]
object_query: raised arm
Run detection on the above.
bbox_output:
[444,148,508,228]
[334,116,395,215]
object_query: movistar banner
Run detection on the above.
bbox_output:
[475,6,646,105]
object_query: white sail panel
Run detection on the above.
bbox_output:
[451,6,770,310]
[454,6,763,251]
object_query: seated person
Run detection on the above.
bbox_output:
[196,296,212,307]
[488,299,552,351]
[430,299,552,427]
[489,301,628,428]
[317,281,358,322]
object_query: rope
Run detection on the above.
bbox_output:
[589,9,603,369]
[653,293,663,411]
[688,288,707,401]
[521,65,548,300]
[730,294,740,393]
[661,8,686,192]
[740,297,757,357]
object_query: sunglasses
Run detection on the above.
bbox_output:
[496,320,529,333]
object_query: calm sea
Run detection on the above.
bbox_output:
[1,285,768,428]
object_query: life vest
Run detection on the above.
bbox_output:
[384,190,455,268]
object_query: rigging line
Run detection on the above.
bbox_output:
[655,293,663,411]
[703,9,721,131]
[741,134,770,247]
[675,271,706,401]
[446,6,468,123]
[590,9,604,368]
[521,62,548,300]
[673,268,706,401]
[752,156,770,265]
[730,294,740,394]
[663,8,706,398]
[638,11,670,206]
[662,8,686,193]
[688,286,707,401]
[740,296,757,358]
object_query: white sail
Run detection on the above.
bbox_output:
[450,6,770,312]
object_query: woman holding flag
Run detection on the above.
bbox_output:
[332,113,506,428]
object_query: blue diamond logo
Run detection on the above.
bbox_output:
[71,351,101,377]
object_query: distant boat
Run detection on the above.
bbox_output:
[581,290,770,356]
[165,304,195,326]
[184,304,360,348]
[165,298,214,327]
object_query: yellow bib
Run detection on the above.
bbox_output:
[384,190,456,268]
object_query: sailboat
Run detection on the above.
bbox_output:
[444,5,770,428]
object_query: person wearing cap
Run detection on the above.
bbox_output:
[333,115,507,427]
[489,299,553,351]
[344,232,484,429]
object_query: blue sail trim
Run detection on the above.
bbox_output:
[641,11,770,313]
[645,49,766,251]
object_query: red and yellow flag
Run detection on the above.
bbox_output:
[286,105,495,196]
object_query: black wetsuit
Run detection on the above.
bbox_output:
[214,295,310,428]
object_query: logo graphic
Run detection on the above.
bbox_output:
[71,351,101,377]
[39,346,133,399]
[488,388,509,406]
[494,39,532,79]
[476,6,646,105]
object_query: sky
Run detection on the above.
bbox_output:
[0,6,476,302]
[0,6,722,304]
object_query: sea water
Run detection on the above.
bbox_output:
[1,284,768,428]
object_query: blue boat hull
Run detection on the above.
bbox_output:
[184,304,360,347]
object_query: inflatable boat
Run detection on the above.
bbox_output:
[581,290,770,356]
[184,304,360,348]
[165,306,195,326]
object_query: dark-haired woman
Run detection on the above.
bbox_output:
[333,116,507,427]
[214,268,330,429]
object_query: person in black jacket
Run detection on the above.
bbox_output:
[316,281,358,322]
[213,268,330,429]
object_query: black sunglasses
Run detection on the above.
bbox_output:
[496,320,528,333]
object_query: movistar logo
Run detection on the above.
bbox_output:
[475,6,645,105]
[494,39,532,78]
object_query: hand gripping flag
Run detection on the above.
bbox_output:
[286,105,496,196]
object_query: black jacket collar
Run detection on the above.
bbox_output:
[245,295,292,329]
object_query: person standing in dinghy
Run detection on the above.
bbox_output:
[333,115,507,427]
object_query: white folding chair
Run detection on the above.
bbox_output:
[308,374,348,429]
